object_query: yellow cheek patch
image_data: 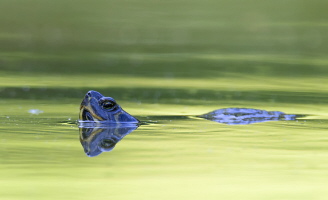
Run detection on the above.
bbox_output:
[91,110,105,121]
[80,104,105,121]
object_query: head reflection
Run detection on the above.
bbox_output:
[79,124,138,157]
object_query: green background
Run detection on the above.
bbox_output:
[1,0,328,199]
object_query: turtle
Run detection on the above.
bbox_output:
[79,90,297,125]
[79,90,298,157]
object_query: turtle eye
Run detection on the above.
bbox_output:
[100,139,116,149]
[99,97,117,110]
[102,100,116,109]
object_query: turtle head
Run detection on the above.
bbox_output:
[79,90,139,124]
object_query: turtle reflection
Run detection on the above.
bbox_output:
[79,124,138,157]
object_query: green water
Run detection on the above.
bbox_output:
[1,0,328,199]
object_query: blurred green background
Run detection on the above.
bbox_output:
[1,0,328,76]
[1,0,328,200]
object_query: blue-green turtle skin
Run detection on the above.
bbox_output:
[80,125,138,157]
[199,108,296,125]
[79,90,139,124]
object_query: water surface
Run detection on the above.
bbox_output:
[1,0,328,199]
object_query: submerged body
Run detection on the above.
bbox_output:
[199,108,296,125]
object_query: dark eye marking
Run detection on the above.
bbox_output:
[99,97,117,111]
[100,139,116,149]
[102,101,115,109]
